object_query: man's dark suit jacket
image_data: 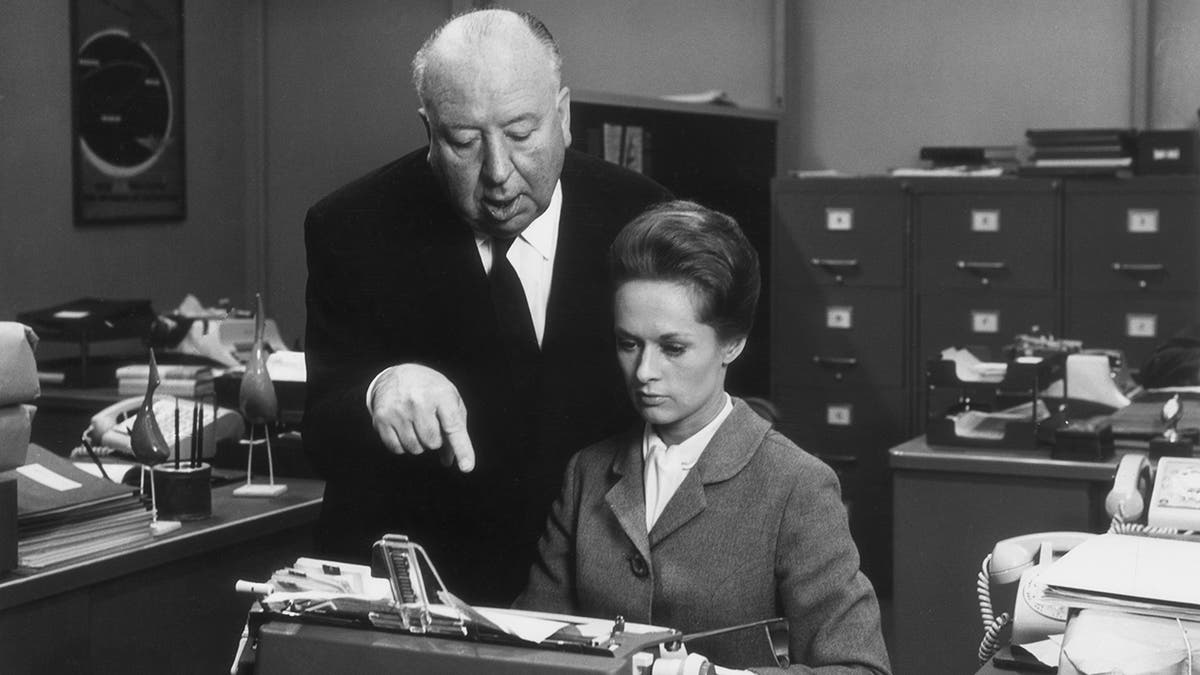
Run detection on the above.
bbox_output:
[303,147,671,604]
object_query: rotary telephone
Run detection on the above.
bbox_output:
[977,531,1093,662]
[85,396,243,462]
[1107,453,1200,532]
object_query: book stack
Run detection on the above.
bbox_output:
[1024,128,1136,174]
[8,445,152,569]
[116,363,214,398]
[917,145,1021,174]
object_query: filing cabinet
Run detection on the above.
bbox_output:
[771,178,907,593]
[911,179,1061,395]
[916,291,1058,363]
[913,179,1058,293]
[772,173,1199,594]
[1064,176,1200,366]
[772,286,906,389]
[1067,294,1197,365]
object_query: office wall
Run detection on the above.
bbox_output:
[10,2,1195,346]
[0,1,249,349]
[1151,1,1200,129]
[258,0,778,342]
[503,0,777,109]
[257,0,445,346]
[782,1,1138,174]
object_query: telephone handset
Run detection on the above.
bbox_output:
[1107,453,1200,531]
[86,396,244,462]
[1106,454,1152,523]
[977,531,1092,662]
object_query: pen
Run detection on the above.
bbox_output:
[196,403,204,468]
[174,398,180,470]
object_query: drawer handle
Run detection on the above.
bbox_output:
[812,355,858,381]
[812,355,858,367]
[955,260,1008,286]
[809,258,860,284]
[1112,262,1166,289]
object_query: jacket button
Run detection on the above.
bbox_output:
[628,553,649,578]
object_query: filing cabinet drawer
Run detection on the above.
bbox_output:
[773,385,908,461]
[917,291,1058,364]
[1066,293,1198,368]
[1065,178,1200,293]
[773,178,906,288]
[772,287,906,388]
[913,180,1057,292]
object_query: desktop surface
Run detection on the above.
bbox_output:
[0,477,323,674]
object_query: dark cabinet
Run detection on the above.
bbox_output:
[771,178,908,593]
[1063,176,1200,366]
[914,180,1058,292]
[774,178,906,288]
[772,173,1199,595]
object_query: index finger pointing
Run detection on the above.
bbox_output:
[443,427,475,473]
[436,399,474,472]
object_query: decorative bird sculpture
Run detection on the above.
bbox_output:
[238,293,278,424]
[233,293,287,498]
[130,349,171,466]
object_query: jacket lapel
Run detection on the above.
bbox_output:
[647,400,771,546]
[604,431,651,561]
[411,198,496,347]
[648,470,707,547]
[542,178,615,358]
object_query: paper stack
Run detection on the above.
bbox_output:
[6,445,151,569]
[1024,128,1136,175]
[116,362,215,398]
[1039,532,1200,622]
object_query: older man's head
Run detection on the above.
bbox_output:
[415,9,571,239]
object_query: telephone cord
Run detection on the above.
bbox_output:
[976,554,1011,664]
[1109,517,1189,537]
[976,555,996,629]
[978,611,1010,665]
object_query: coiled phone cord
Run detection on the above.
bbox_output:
[1107,516,1183,537]
[976,554,1011,664]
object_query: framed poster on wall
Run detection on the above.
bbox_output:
[71,0,185,223]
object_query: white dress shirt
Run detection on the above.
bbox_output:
[643,394,734,531]
[366,181,562,410]
[472,180,562,348]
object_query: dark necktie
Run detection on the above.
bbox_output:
[489,236,540,362]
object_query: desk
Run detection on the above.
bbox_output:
[0,478,323,674]
[889,437,1128,675]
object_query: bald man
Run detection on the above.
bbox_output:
[303,9,670,604]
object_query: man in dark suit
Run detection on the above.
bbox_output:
[303,8,670,605]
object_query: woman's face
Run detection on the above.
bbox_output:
[614,279,745,445]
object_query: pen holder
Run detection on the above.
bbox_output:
[151,463,212,521]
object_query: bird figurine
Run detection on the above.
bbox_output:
[238,293,278,424]
[130,349,172,466]
[234,293,287,497]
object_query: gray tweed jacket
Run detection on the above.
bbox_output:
[515,398,892,674]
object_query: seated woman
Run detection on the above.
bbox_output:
[515,201,891,673]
